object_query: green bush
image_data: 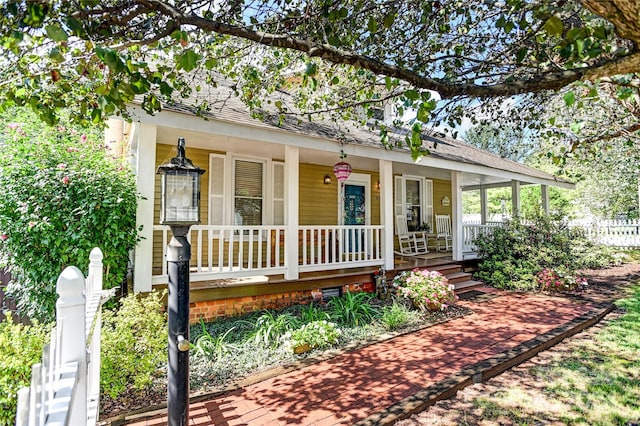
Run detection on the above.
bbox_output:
[0,314,49,426]
[101,291,167,400]
[284,320,341,352]
[475,213,614,290]
[0,108,139,322]
[328,291,379,327]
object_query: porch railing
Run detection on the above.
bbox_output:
[462,223,502,254]
[16,248,114,426]
[152,225,385,283]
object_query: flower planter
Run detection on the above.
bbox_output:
[293,343,311,354]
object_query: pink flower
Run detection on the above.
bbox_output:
[7,123,20,130]
[28,221,36,229]
[66,147,79,153]
[80,134,87,142]
[62,176,69,184]
[57,163,67,169]
[0,233,8,241]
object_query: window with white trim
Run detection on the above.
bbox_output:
[394,175,433,232]
[208,154,283,226]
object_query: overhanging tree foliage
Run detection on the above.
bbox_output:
[0,1,639,157]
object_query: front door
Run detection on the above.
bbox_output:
[343,183,366,252]
[343,184,366,226]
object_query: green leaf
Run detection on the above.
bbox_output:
[543,16,563,37]
[385,76,392,90]
[404,89,419,101]
[45,25,69,42]
[383,12,395,28]
[178,50,200,72]
[367,17,378,34]
[563,91,575,107]
[504,21,515,34]
[90,108,102,124]
[23,2,48,27]
[416,106,430,122]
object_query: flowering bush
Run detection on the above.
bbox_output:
[284,320,341,352]
[536,267,588,292]
[0,108,139,321]
[392,268,456,311]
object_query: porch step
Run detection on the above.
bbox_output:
[453,280,485,292]
[445,271,474,285]
[429,263,464,276]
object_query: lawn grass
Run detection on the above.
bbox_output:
[470,284,640,425]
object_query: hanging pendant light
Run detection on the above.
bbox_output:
[333,150,352,184]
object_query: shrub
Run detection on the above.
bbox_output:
[380,299,415,330]
[101,291,167,400]
[475,213,613,291]
[284,320,341,352]
[0,108,139,322]
[536,267,588,292]
[327,291,379,327]
[0,314,49,426]
[392,269,456,311]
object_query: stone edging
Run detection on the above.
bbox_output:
[353,301,615,426]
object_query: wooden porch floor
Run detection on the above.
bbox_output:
[187,251,458,292]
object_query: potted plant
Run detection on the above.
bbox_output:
[392,268,456,311]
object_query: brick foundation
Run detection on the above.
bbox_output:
[189,280,376,323]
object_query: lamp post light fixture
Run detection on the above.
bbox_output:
[157,137,205,426]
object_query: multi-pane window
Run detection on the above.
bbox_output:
[208,154,282,227]
[394,175,433,232]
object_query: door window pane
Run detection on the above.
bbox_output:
[405,179,421,231]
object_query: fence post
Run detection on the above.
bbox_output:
[87,247,104,422]
[56,266,87,425]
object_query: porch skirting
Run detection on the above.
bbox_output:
[187,281,375,323]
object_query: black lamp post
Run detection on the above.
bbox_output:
[157,137,205,426]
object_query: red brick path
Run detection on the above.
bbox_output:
[124,290,596,426]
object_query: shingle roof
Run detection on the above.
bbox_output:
[158,78,569,185]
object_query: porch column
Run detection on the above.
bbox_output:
[284,146,299,280]
[511,180,521,218]
[133,123,157,293]
[541,184,550,214]
[451,171,464,261]
[480,185,488,225]
[379,159,394,271]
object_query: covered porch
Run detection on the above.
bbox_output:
[120,108,573,300]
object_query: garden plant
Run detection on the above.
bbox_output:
[392,269,457,311]
[474,213,614,291]
[0,108,139,322]
[0,314,49,426]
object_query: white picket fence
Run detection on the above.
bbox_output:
[15,248,115,426]
[569,219,640,248]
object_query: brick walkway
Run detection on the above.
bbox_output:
[123,289,599,426]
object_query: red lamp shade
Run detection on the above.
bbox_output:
[333,161,352,183]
